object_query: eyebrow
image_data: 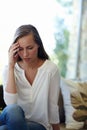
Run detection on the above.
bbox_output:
[19,45,33,48]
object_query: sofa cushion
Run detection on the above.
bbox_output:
[60,123,86,130]
[60,78,86,129]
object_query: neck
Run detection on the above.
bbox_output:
[23,59,43,70]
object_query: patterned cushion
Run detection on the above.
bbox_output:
[60,78,86,129]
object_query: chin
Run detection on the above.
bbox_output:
[23,58,30,62]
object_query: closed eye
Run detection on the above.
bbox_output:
[27,47,33,49]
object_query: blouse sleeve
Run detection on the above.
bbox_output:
[2,65,18,105]
[48,67,60,124]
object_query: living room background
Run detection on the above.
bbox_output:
[0,0,85,84]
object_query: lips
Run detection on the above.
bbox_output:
[23,57,31,60]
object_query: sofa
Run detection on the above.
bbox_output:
[0,83,86,130]
[59,78,87,130]
[58,89,85,130]
[0,85,6,110]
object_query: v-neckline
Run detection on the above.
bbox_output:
[16,60,48,87]
[23,68,39,87]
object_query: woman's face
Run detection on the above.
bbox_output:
[17,34,39,63]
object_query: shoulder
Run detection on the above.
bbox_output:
[2,63,22,76]
[44,60,60,74]
[2,65,9,83]
[46,60,58,70]
[2,64,8,75]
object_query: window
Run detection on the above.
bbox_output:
[1,0,82,83]
[0,0,59,84]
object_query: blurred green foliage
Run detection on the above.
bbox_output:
[53,0,72,77]
[54,24,69,77]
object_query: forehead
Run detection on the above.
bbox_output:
[18,34,35,46]
[18,34,34,42]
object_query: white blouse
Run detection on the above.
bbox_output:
[2,60,60,130]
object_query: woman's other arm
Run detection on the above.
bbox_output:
[48,66,60,130]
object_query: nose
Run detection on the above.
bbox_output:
[23,49,28,58]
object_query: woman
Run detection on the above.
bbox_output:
[1,24,60,130]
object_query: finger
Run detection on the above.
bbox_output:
[9,43,19,52]
[14,52,19,57]
[13,48,19,56]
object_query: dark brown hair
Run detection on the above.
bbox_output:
[13,24,49,61]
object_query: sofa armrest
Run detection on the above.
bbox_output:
[58,89,65,123]
[0,85,6,110]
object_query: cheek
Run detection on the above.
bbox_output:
[18,51,23,57]
[31,48,38,56]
